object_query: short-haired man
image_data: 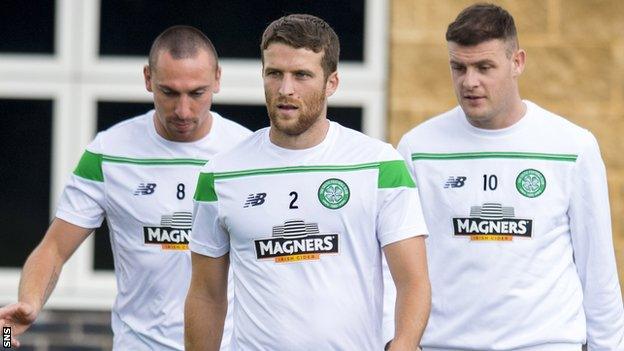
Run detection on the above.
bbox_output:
[185,14,430,350]
[0,25,251,350]
[398,3,624,350]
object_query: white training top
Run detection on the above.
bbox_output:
[56,110,251,350]
[191,121,428,351]
[398,101,624,351]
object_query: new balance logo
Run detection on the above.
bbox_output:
[444,176,466,188]
[244,193,267,207]
[134,183,157,195]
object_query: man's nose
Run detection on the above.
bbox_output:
[462,68,480,89]
[175,95,193,119]
[278,76,295,96]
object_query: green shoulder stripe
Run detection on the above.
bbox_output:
[194,172,218,202]
[74,150,104,182]
[411,152,577,162]
[214,162,379,180]
[378,160,415,189]
[102,155,207,166]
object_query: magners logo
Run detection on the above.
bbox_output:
[254,220,339,263]
[143,211,192,250]
[453,203,533,241]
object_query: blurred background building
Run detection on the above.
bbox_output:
[0,0,621,349]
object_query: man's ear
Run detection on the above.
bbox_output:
[512,49,526,78]
[213,65,222,93]
[325,71,339,97]
[143,65,153,92]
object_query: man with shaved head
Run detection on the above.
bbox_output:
[148,25,220,69]
[0,25,250,350]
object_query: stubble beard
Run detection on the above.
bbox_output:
[266,88,326,137]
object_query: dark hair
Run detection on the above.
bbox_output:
[446,3,518,51]
[148,25,218,70]
[260,14,340,77]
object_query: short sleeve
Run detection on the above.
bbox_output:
[55,138,106,229]
[376,149,428,247]
[190,167,230,257]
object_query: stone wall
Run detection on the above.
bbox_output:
[389,0,624,288]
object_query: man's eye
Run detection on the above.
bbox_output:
[295,72,310,78]
[191,91,204,97]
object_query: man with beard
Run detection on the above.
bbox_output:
[398,3,624,350]
[0,26,250,350]
[185,14,431,351]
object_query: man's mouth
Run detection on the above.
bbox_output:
[173,121,193,130]
[463,95,484,100]
[277,103,299,111]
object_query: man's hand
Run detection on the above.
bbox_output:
[0,302,38,347]
[0,219,92,348]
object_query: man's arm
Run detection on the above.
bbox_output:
[568,134,624,349]
[0,218,92,347]
[383,236,430,351]
[185,252,229,351]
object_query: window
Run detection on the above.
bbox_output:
[99,0,364,61]
[0,0,387,309]
[0,99,53,267]
[0,1,55,54]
